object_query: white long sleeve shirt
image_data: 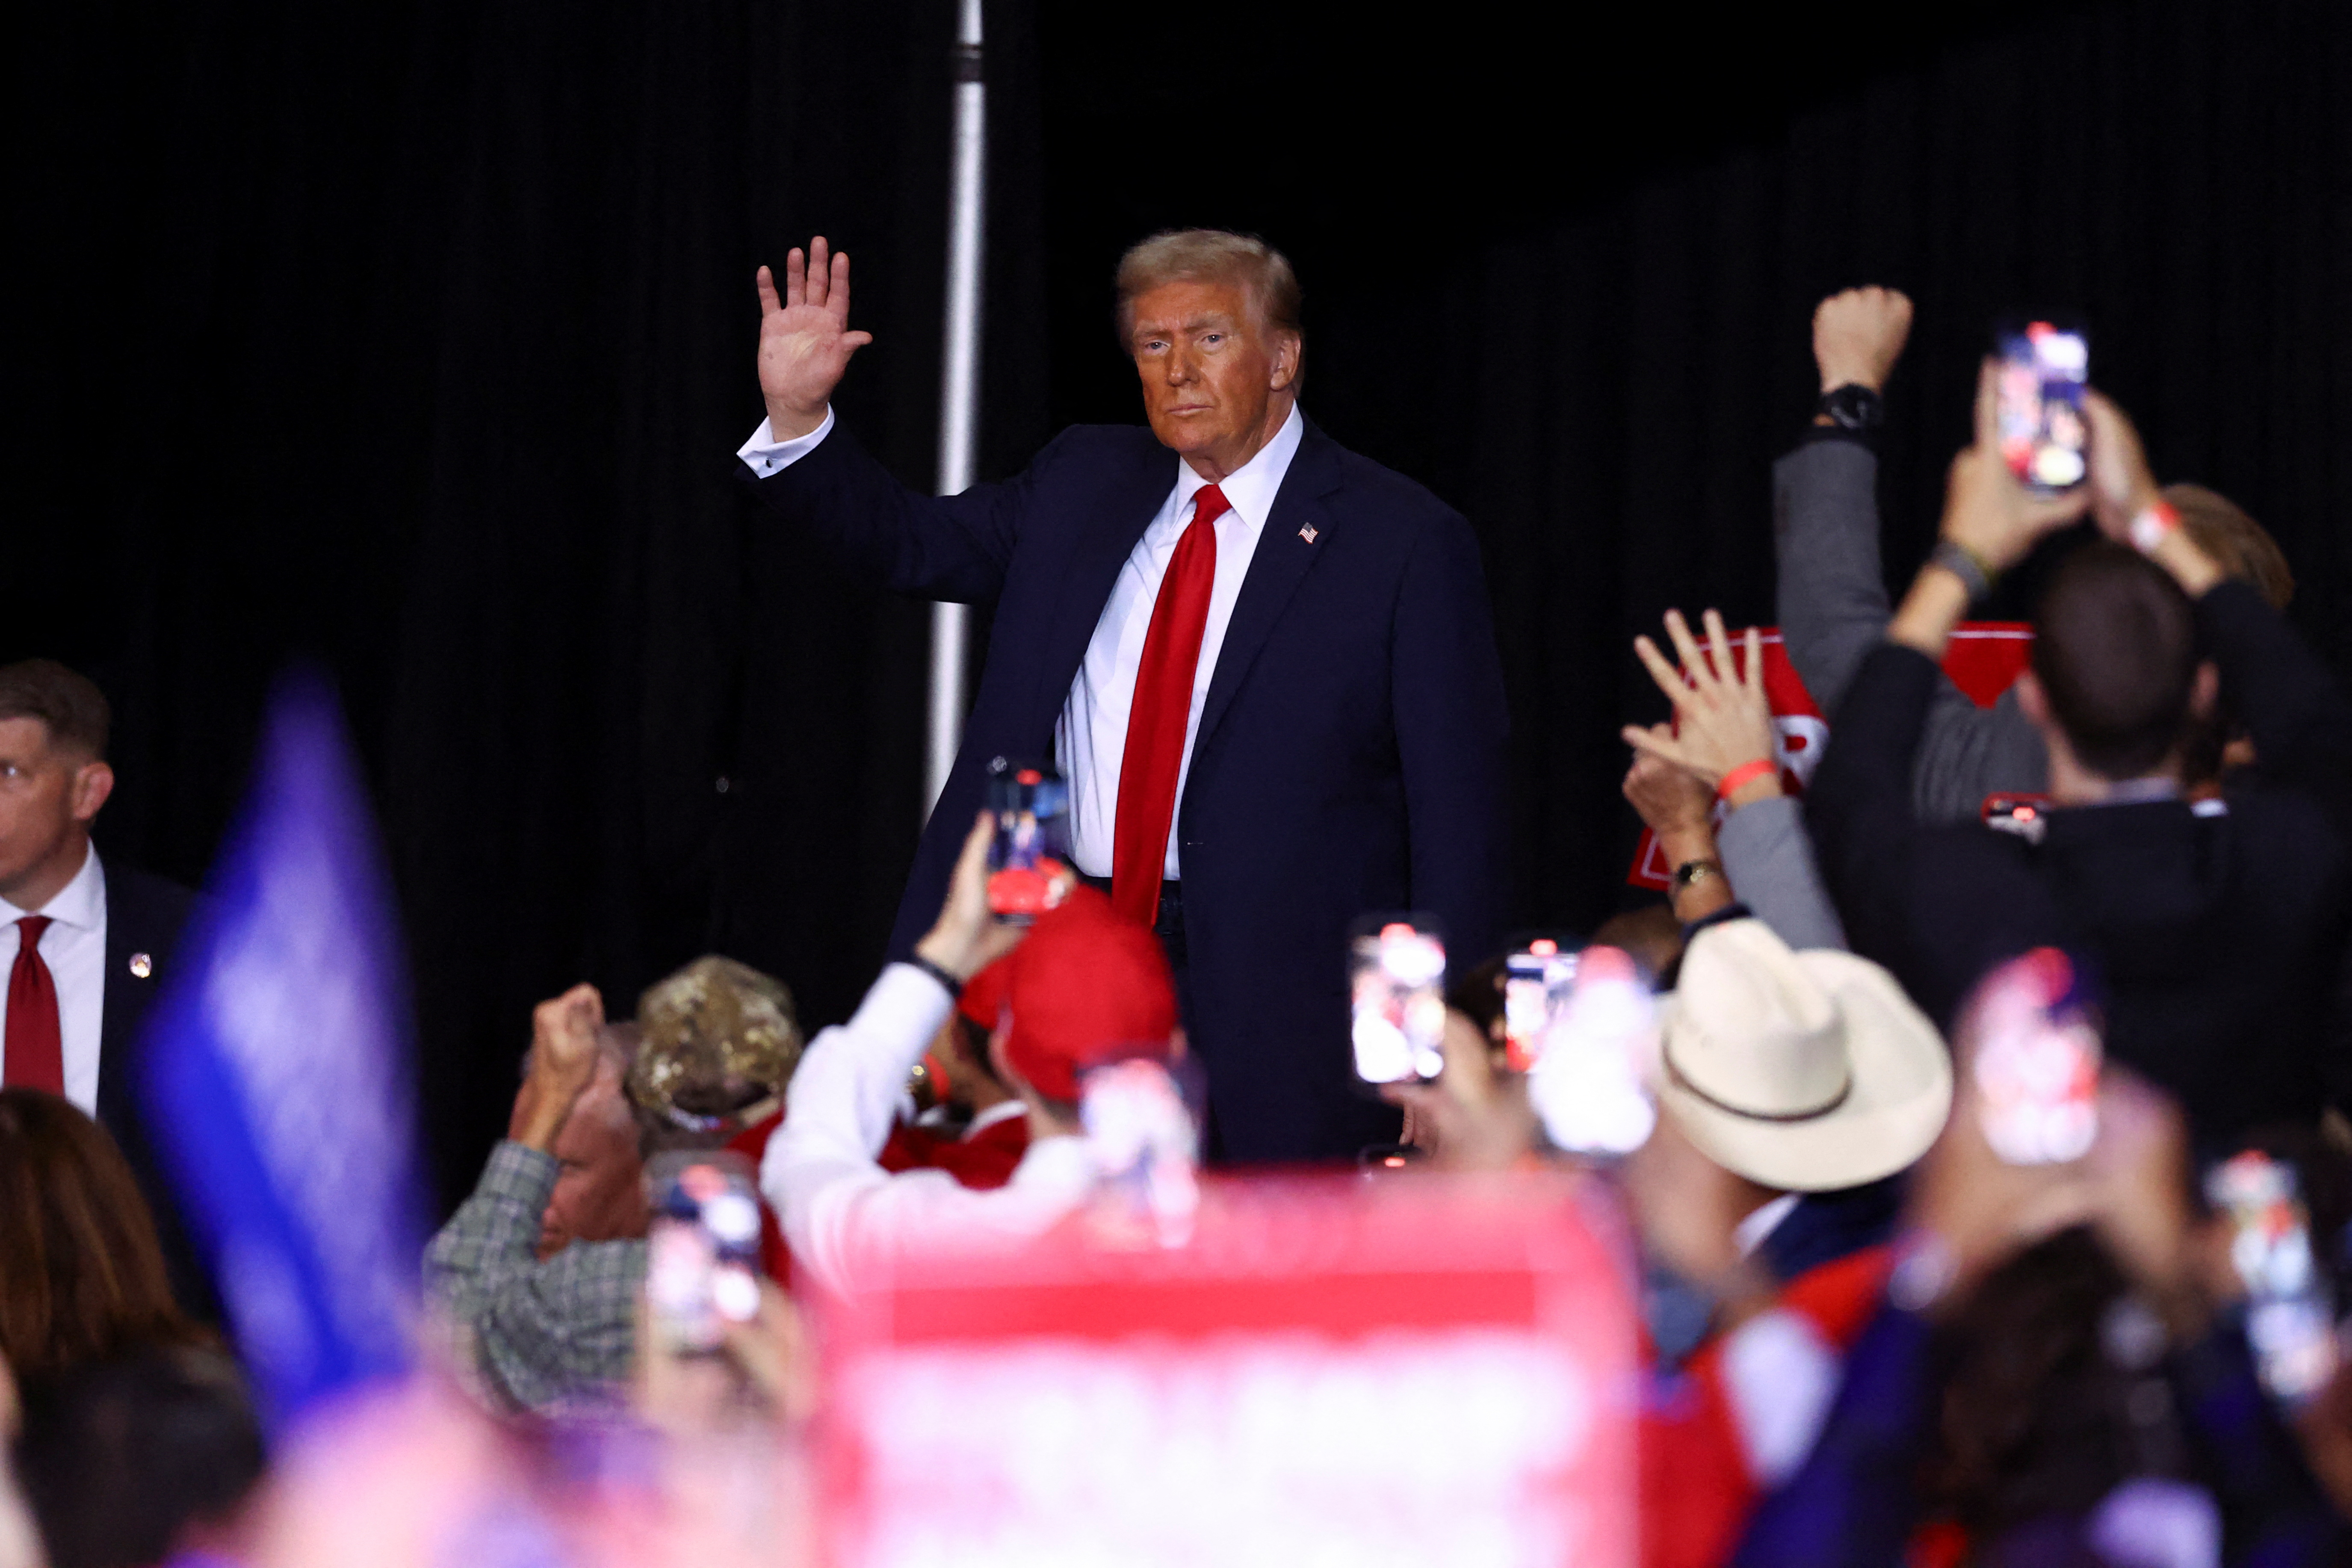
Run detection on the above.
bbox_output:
[760,962,1096,1297]
[738,405,1306,879]
[0,845,108,1113]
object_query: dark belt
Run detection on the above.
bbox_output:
[1077,872,1183,941]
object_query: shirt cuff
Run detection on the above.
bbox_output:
[1795,423,1879,455]
[737,406,836,477]
[482,1141,561,1208]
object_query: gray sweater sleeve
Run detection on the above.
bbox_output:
[1716,794,1848,952]
[1772,438,2047,824]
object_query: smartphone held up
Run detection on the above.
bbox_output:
[984,757,1073,923]
[1966,948,2101,1166]
[1350,918,1447,1086]
[1994,320,2090,493]
[645,1150,766,1357]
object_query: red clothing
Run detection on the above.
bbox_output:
[1640,1244,1896,1568]
[726,1111,792,1285]
[876,1110,1031,1190]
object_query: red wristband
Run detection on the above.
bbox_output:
[1716,759,1778,802]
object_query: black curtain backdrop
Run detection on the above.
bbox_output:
[10,0,2346,1210]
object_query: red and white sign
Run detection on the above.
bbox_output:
[1627,623,2033,889]
[812,1175,1637,1568]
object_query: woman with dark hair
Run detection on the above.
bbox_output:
[0,1088,205,1381]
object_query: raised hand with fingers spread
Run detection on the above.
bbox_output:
[754,236,875,441]
[1620,608,1783,808]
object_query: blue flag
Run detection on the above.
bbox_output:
[140,667,426,1429]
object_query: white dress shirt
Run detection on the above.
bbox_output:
[0,844,109,1115]
[738,404,1306,880]
[762,961,1099,1298]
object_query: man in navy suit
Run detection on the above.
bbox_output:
[0,659,209,1314]
[734,230,1509,1163]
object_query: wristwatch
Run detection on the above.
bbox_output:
[1815,384,1884,432]
[1669,859,1724,894]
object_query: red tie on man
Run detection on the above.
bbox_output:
[4,916,64,1096]
[1110,484,1230,927]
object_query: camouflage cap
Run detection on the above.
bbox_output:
[626,956,804,1135]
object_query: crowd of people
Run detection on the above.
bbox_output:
[2,260,2349,1568]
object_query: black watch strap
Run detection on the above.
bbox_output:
[1816,383,1885,431]
[906,953,963,998]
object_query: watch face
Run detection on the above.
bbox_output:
[1821,385,1883,429]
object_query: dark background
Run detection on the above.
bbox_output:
[10,0,2346,1211]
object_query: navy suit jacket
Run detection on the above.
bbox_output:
[742,417,1511,1162]
[89,856,217,1320]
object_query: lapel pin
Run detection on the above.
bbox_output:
[129,953,153,978]
[1298,523,1318,544]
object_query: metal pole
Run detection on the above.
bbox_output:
[925,0,986,817]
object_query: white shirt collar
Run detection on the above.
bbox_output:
[0,843,104,932]
[1734,1192,1802,1259]
[1172,403,1304,529]
[963,1100,1029,1140]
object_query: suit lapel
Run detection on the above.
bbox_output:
[1194,419,1344,750]
[1029,450,1176,737]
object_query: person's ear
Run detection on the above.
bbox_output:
[68,760,113,826]
[1166,1026,1188,1063]
[987,1030,1026,1097]
[2188,661,2219,723]
[1270,331,1302,392]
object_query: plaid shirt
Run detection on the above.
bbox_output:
[424,1141,644,1413]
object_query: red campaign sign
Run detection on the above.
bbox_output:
[1627,623,2033,889]
[812,1175,1638,1568]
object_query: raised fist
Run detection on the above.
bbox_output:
[1813,286,1914,396]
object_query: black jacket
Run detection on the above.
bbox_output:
[743,419,1511,1163]
[1808,581,2352,1147]
[89,856,215,1319]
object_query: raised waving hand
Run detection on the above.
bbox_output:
[755,236,874,441]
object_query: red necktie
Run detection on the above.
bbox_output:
[1111,484,1230,925]
[5,916,63,1096]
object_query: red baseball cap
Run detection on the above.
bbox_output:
[999,885,1178,1104]
[957,953,1014,1033]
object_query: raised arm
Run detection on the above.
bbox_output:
[2081,394,2352,826]
[1773,288,1913,717]
[739,239,1026,603]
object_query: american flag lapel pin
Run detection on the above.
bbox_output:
[1298,523,1318,544]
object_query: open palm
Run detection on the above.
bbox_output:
[755,236,873,438]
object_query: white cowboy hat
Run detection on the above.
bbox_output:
[1656,918,1951,1192]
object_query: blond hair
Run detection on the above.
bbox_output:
[1114,229,1303,344]
[2162,483,2293,610]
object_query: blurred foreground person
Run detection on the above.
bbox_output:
[765,815,1180,1296]
[0,1089,207,1383]
[14,1347,264,1568]
[1776,289,2297,821]
[740,230,1508,1163]
[1808,377,2352,1145]
[425,958,801,1413]
[875,958,1029,1189]
[0,660,208,1317]
[1731,973,2344,1566]
[1391,917,1950,1568]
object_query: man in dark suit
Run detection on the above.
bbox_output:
[734,231,1509,1162]
[0,659,209,1313]
[1806,377,2352,1149]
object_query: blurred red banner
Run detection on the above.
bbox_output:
[812,1174,1638,1568]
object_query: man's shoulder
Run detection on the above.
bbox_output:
[98,856,201,939]
[1309,426,1462,529]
